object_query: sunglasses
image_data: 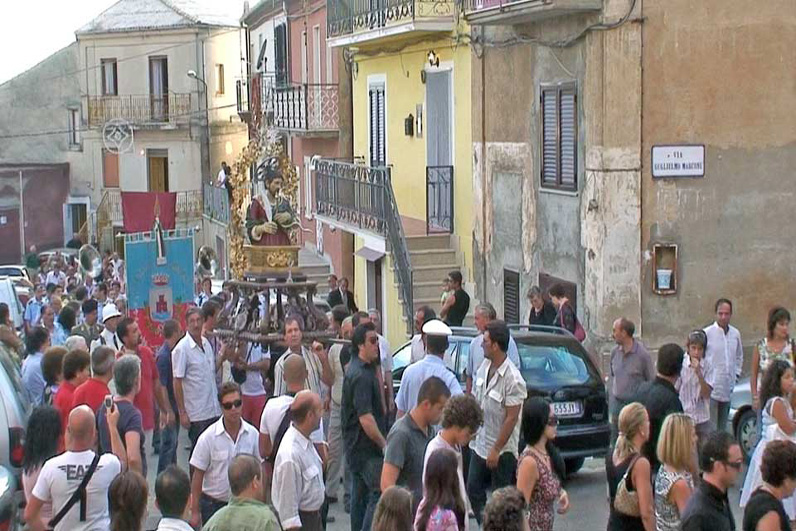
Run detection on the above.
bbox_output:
[724,460,743,470]
[222,399,243,410]
[547,416,559,427]
[368,336,380,345]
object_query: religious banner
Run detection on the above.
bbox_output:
[121,192,177,232]
[124,229,195,348]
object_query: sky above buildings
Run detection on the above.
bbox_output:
[0,0,247,85]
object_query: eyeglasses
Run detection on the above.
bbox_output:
[724,460,743,470]
[222,399,243,410]
[547,416,559,427]
[368,336,380,345]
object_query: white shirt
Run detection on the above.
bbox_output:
[260,395,324,445]
[470,357,528,459]
[677,354,714,425]
[90,327,120,353]
[45,270,66,287]
[378,334,392,371]
[31,450,121,531]
[273,346,324,397]
[240,344,269,397]
[423,434,470,531]
[703,322,743,402]
[216,168,227,187]
[272,425,325,528]
[189,417,261,501]
[156,518,194,531]
[172,333,222,422]
[466,334,521,378]
[329,344,346,405]
[410,334,425,364]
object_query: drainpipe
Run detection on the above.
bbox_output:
[480,34,487,301]
[18,171,25,260]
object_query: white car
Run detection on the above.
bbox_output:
[0,279,23,331]
[0,266,29,282]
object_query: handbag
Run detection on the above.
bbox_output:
[231,343,254,385]
[613,454,641,517]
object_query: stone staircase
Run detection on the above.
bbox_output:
[397,233,473,326]
[298,247,333,297]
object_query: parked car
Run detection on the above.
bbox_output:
[0,267,29,283]
[0,348,30,514]
[730,377,757,461]
[0,466,18,530]
[36,248,78,268]
[0,280,24,332]
[0,270,33,309]
[392,326,609,475]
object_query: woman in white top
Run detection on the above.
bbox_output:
[22,406,63,526]
[740,359,796,518]
[422,394,484,531]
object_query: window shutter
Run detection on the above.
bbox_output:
[369,84,385,167]
[559,88,576,188]
[504,268,520,324]
[541,88,558,186]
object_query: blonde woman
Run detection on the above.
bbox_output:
[606,402,654,531]
[654,414,696,531]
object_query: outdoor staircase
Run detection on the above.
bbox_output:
[298,247,333,297]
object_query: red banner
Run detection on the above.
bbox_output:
[121,192,177,232]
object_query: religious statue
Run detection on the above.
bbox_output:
[245,157,299,246]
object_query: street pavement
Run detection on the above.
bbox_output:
[143,436,745,530]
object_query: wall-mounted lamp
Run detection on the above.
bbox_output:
[427,50,439,68]
[352,61,359,80]
[404,114,414,136]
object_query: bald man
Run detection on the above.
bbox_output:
[273,391,326,530]
[260,355,326,500]
[25,405,127,531]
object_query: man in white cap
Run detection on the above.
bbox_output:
[394,319,462,418]
[90,303,122,352]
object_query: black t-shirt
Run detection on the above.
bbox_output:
[445,288,470,327]
[97,400,147,476]
[341,355,386,465]
[631,377,683,472]
[743,488,791,531]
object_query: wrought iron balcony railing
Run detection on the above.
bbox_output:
[203,183,231,224]
[327,0,455,40]
[460,0,602,24]
[274,84,340,133]
[315,159,414,332]
[86,93,192,127]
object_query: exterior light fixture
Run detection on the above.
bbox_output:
[427,50,439,67]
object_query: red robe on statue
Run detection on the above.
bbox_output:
[246,196,292,246]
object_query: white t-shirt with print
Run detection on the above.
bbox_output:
[32,450,121,531]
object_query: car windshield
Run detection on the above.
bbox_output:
[393,341,456,373]
[517,343,595,390]
[0,268,22,277]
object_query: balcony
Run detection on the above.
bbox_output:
[327,0,455,47]
[86,93,192,128]
[462,0,601,25]
[203,183,231,225]
[274,84,339,135]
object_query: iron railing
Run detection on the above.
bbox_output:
[274,84,340,133]
[86,93,192,127]
[426,165,453,234]
[96,189,203,226]
[315,159,414,331]
[203,183,231,224]
[327,0,455,39]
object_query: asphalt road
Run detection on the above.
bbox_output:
[142,435,746,530]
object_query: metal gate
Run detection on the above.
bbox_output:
[426,166,453,233]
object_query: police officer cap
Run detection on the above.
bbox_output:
[422,319,452,336]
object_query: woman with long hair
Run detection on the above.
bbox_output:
[606,402,654,531]
[21,406,62,526]
[516,397,569,531]
[740,359,796,519]
[654,413,696,531]
[415,448,466,531]
[109,470,148,531]
[373,485,413,531]
[750,307,793,441]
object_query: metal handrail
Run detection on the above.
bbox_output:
[384,168,414,334]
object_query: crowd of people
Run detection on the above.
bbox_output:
[5,251,796,531]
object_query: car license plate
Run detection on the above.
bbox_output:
[553,401,582,418]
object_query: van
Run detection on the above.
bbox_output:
[0,279,23,331]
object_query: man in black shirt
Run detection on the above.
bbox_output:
[342,321,386,531]
[441,270,470,327]
[631,343,684,472]
[527,286,557,327]
[681,431,741,531]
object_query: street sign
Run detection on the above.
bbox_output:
[651,145,705,178]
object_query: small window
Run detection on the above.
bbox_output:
[103,149,119,188]
[504,268,520,324]
[540,83,578,191]
[67,108,81,147]
[216,64,225,95]
[101,59,118,95]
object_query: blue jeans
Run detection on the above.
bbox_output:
[157,417,179,474]
[200,494,226,525]
[349,455,382,531]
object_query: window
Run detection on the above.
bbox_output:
[67,108,80,147]
[274,23,288,85]
[216,64,225,95]
[369,82,386,167]
[504,268,520,324]
[300,31,308,84]
[101,59,117,95]
[102,149,119,188]
[540,83,577,191]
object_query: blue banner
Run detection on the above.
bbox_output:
[125,236,194,312]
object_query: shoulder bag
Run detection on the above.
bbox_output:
[48,453,101,529]
[613,454,641,517]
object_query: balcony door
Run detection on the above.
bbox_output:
[149,57,169,121]
[147,149,169,192]
[426,70,453,233]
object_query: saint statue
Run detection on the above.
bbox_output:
[245,157,299,246]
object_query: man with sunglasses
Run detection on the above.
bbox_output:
[681,431,741,531]
[189,382,261,529]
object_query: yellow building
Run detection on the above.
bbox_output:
[319,0,474,347]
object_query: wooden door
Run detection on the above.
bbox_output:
[147,151,169,192]
[0,209,21,264]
